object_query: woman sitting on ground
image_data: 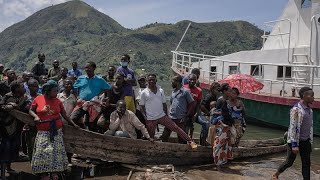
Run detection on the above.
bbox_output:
[227,87,246,147]
[29,80,79,180]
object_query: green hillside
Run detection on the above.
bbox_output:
[0,0,263,80]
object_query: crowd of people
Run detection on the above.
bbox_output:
[1,52,313,180]
[0,53,248,179]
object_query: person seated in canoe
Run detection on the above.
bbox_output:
[97,72,125,132]
[227,87,246,147]
[161,75,195,144]
[70,61,111,131]
[139,74,197,149]
[104,100,153,142]
[0,80,30,174]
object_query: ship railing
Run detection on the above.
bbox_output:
[171,51,218,73]
[171,51,320,97]
[261,19,292,63]
[310,14,320,64]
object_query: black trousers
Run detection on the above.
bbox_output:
[277,141,311,180]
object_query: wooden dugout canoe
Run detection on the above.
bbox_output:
[10,110,287,166]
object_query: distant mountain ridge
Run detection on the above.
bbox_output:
[0,0,263,80]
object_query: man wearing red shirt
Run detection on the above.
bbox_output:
[183,74,203,140]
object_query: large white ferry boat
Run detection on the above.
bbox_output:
[171,0,320,135]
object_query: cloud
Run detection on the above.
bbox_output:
[0,0,69,17]
[0,0,69,32]
[2,1,32,17]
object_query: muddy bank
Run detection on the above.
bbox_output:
[8,153,320,180]
[130,156,319,180]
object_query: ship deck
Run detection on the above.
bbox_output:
[172,66,320,109]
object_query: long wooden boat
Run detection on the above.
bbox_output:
[10,110,287,166]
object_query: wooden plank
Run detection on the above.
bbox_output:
[238,138,285,148]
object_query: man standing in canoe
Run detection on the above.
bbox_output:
[272,87,314,180]
[70,61,111,130]
[116,54,137,113]
[139,74,197,148]
[161,75,195,144]
[183,74,203,140]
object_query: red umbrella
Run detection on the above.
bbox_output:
[218,74,264,93]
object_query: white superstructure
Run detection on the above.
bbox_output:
[171,0,320,98]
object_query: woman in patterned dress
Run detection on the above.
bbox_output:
[213,83,235,171]
[29,80,79,180]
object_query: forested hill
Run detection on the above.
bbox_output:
[0,0,263,80]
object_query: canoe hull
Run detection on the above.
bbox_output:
[10,110,287,165]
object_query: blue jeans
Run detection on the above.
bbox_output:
[196,114,210,146]
[104,130,130,138]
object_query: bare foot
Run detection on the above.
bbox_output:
[271,173,279,180]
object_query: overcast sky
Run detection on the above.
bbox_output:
[0,0,288,32]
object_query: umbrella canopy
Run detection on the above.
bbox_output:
[218,74,264,93]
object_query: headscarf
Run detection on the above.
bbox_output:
[42,80,58,93]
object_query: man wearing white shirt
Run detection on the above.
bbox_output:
[140,74,196,147]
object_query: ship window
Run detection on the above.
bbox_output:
[277,66,292,78]
[210,66,217,72]
[210,66,217,78]
[301,0,311,8]
[250,65,262,76]
[229,66,238,74]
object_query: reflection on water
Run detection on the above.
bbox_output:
[242,124,320,168]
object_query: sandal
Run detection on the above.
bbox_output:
[189,141,198,150]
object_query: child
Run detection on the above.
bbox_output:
[209,101,223,124]
[56,79,77,164]
[38,75,48,94]
[58,67,68,93]
[57,79,77,123]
